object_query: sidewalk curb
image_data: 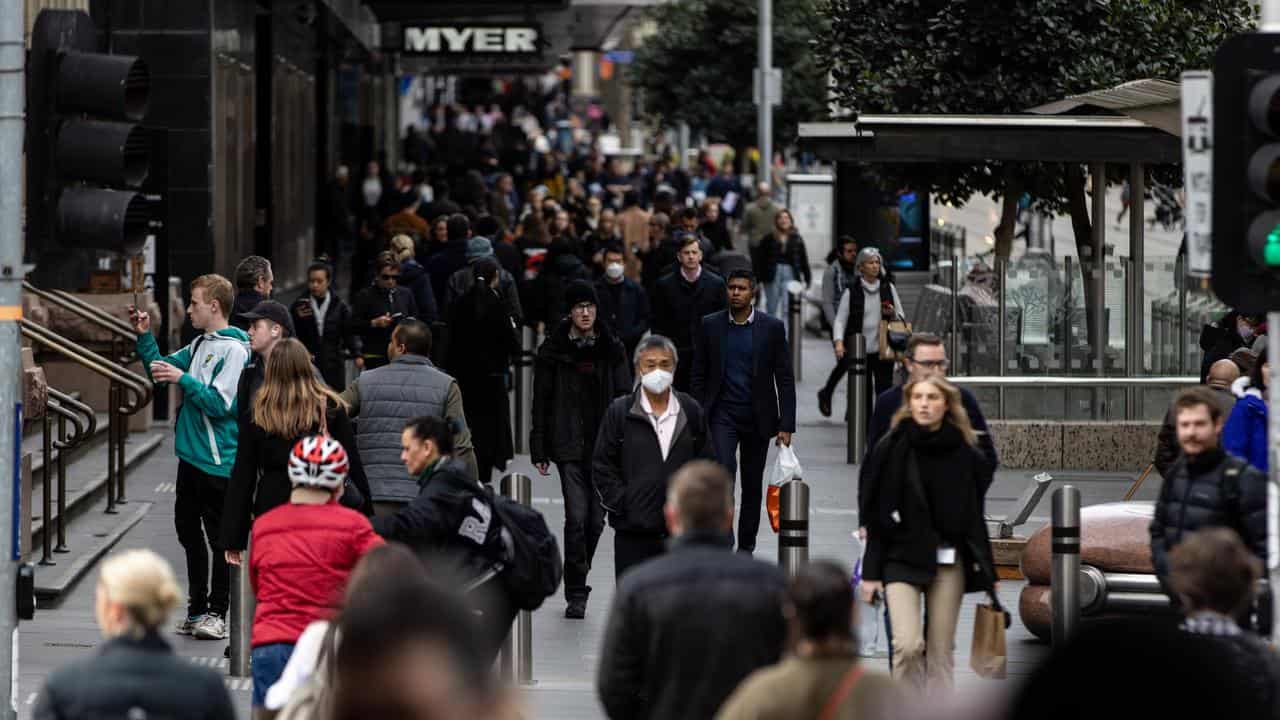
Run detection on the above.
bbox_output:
[34,501,152,599]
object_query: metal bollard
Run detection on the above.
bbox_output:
[788,288,802,382]
[513,327,535,455]
[1051,485,1081,645]
[777,479,809,577]
[500,473,534,685]
[846,334,867,464]
[40,411,53,566]
[229,557,254,677]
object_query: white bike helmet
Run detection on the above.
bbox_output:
[287,435,349,491]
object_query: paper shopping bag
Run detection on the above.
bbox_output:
[970,602,1009,679]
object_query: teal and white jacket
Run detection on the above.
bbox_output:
[136,327,250,478]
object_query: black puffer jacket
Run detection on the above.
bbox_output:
[596,531,787,720]
[1150,448,1267,581]
[592,390,714,534]
[530,318,631,465]
[35,632,236,720]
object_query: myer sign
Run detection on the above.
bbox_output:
[403,24,540,56]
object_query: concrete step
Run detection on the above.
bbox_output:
[24,412,109,480]
[32,502,152,600]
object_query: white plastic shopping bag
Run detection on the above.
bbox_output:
[766,444,803,532]
[851,534,888,658]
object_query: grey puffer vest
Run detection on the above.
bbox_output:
[356,354,454,501]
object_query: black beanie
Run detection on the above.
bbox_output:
[564,280,598,310]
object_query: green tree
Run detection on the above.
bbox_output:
[629,0,829,162]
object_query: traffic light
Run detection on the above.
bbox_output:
[26,10,151,259]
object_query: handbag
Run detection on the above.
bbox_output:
[970,590,1011,679]
[878,312,912,362]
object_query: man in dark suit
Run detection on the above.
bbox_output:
[651,235,727,392]
[691,269,796,553]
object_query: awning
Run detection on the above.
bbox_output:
[1029,78,1182,135]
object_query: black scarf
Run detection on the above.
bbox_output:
[878,420,974,540]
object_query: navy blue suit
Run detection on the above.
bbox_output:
[691,309,796,551]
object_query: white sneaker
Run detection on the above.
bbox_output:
[192,613,227,640]
[175,615,201,636]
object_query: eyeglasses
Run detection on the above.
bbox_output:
[909,359,948,369]
[380,273,400,281]
[571,303,596,313]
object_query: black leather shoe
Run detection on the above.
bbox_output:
[817,390,832,418]
[565,598,587,619]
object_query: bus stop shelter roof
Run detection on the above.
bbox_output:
[798,114,1181,165]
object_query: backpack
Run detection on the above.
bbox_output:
[490,493,562,611]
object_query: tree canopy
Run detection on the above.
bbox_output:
[629,0,829,155]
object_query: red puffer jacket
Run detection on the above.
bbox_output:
[249,502,384,647]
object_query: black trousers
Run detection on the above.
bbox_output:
[614,530,667,581]
[709,410,771,552]
[822,350,895,425]
[471,575,519,665]
[558,461,605,599]
[175,461,230,618]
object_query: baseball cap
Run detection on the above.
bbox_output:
[242,300,295,337]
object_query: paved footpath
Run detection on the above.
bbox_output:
[15,333,1161,718]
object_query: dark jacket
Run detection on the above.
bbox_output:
[352,284,418,362]
[650,268,728,354]
[1155,385,1237,479]
[755,232,812,285]
[528,250,592,330]
[292,290,359,391]
[494,240,525,283]
[700,219,733,253]
[1199,312,1253,382]
[222,399,373,551]
[445,284,520,473]
[399,258,439,323]
[596,531,787,720]
[34,632,236,720]
[230,290,267,331]
[859,420,996,592]
[593,390,714,534]
[1150,448,1267,581]
[595,277,651,353]
[372,458,501,581]
[690,310,795,437]
[446,262,524,325]
[531,318,632,464]
[426,239,471,309]
[865,384,998,473]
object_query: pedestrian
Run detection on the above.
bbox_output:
[527,238,592,334]
[691,269,796,554]
[639,212,676,293]
[328,545,513,720]
[617,190,651,281]
[444,258,520,487]
[340,318,478,512]
[582,207,620,273]
[417,214,449,266]
[1199,311,1262,383]
[372,416,516,662]
[1155,359,1239,479]
[1167,527,1280,712]
[232,299,296,427]
[1224,347,1269,472]
[700,198,733,253]
[352,252,418,371]
[489,172,519,230]
[650,235,728,392]
[131,275,249,642]
[1151,387,1267,600]
[531,281,631,618]
[445,235,524,325]
[594,243,651,360]
[741,182,782,251]
[33,550,237,720]
[426,213,474,309]
[825,248,902,423]
[291,260,359,391]
[821,236,859,333]
[391,234,439,324]
[382,189,431,241]
[755,209,812,317]
[230,255,274,330]
[223,337,373,556]
[597,461,787,720]
[593,335,714,578]
[858,377,997,691]
[716,560,900,720]
[242,435,383,711]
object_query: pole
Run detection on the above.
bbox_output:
[1268,313,1280,644]
[788,287,802,382]
[996,258,1007,419]
[846,334,867,464]
[678,122,690,171]
[757,0,772,189]
[513,327,534,455]
[949,255,960,370]
[1064,255,1074,374]
[1051,485,1081,645]
[55,413,67,553]
[777,479,809,577]
[500,473,534,685]
[1265,0,1280,32]
[1089,162,1106,378]
[39,413,51,566]
[229,557,253,677]
[0,0,23,710]
[1176,254,1186,374]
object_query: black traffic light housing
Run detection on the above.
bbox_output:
[27,10,151,261]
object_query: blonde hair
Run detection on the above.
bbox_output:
[190,274,234,318]
[390,234,415,263]
[253,338,347,438]
[889,377,978,446]
[98,549,181,636]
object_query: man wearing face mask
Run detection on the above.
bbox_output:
[1200,311,1263,383]
[594,244,651,361]
[593,335,714,580]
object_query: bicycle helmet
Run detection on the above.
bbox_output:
[287,434,349,491]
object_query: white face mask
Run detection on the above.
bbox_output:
[1238,319,1256,341]
[605,262,625,280]
[640,369,674,395]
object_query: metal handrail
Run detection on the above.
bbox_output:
[23,282,137,340]
[20,320,151,415]
[950,375,1197,388]
[47,388,95,448]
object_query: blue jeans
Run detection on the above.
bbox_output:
[251,642,296,707]
[766,263,797,319]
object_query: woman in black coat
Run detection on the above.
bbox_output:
[857,376,996,692]
[222,339,372,562]
[755,209,812,316]
[445,258,520,486]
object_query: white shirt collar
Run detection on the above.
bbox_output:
[680,265,703,283]
[730,308,756,326]
[640,390,680,419]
